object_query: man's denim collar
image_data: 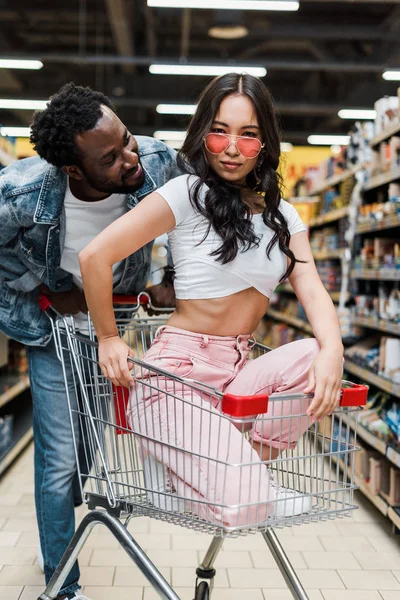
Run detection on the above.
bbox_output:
[33,161,157,224]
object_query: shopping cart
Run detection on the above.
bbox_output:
[37,293,367,600]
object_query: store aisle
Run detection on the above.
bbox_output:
[1,442,400,600]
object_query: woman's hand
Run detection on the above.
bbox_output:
[98,336,135,388]
[304,347,344,421]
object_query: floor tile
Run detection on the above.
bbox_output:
[262,591,323,600]
[367,536,400,553]
[0,533,21,548]
[228,568,286,589]
[84,586,143,599]
[147,549,198,567]
[335,522,392,537]
[90,549,133,567]
[297,570,345,590]
[114,565,171,587]
[353,552,400,570]
[79,566,115,586]
[379,592,400,600]
[172,534,213,551]
[0,548,36,566]
[319,535,375,553]
[321,591,382,600]
[0,566,44,586]
[0,495,23,507]
[213,550,253,568]
[18,586,44,600]
[143,587,193,600]
[337,570,400,590]
[1,519,38,533]
[0,586,23,600]
[302,551,361,570]
[251,550,307,569]
[280,536,325,552]
[292,522,341,537]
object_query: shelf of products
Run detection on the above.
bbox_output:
[310,166,361,196]
[351,269,400,281]
[309,206,349,228]
[356,213,400,234]
[363,165,400,192]
[0,374,30,409]
[370,119,400,148]
[0,406,33,476]
[344,359,400,399]
[276,283,346,303]
[266,309,313,335]
[352,315,400,337]
[312,248,346,261]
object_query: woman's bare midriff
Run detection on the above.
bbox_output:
[166,286,270,337]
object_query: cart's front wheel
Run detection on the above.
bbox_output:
[194,581,209,600]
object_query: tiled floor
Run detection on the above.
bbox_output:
[1,443,400,600]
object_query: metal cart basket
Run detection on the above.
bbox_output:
[38,293,367,600]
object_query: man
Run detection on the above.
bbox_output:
[0,82,180,600]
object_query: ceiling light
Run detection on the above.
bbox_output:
[156,104,196,115]
[330,145,342,155]
[148,1,299,11]
[382,70,400,81]
[208,26,249,40]
[280,142,293,152]
[154,130,186,140]
[0,59,43,70]
[0,99,47,110]
[0,126,31,137]
[150,64,267,77]
[308,135,350,146]
[338,109,376,120]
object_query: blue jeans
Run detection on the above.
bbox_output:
[27,338,92,597]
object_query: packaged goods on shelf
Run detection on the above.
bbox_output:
[381,462,400,505]
[354,237,400,271]
[346,336,400,383]
[6,340,28,375]
[374,95,399,136]
[310,223,347,252]
[314,260,342,292]
[353,283,400,323]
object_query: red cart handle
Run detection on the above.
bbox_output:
[340,383,368,407]
[221,383,368,418]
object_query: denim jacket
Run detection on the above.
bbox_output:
[0,136,181,346]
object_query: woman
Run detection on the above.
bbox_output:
[80,73,344,526]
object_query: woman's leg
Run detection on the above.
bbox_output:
[224,338,320,460]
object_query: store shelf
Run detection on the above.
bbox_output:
[341,412,400,470]
[0,374,30,409]
[310,166,361,196]
[388,506,400,531]
[352,315,400,337]
[266,309,313,334]
[355,213,400,234]
[309,206,349,228]
[344,359,400,399]
[0,404,33,476]
[275,283,346,303]
[370,120,400,148]
[363,165,400,192]
[351,269,400,281]
[312,248,346,261]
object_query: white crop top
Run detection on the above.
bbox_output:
[157,174,306,300]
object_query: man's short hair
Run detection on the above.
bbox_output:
[30,82,115,167]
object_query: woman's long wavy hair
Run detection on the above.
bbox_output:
[177,73,303,281]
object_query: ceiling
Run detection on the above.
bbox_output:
[1,0,400,145]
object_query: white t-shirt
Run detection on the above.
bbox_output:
[60,183,127,330]
[156,174,306,300]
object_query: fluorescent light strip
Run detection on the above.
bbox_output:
[0,126,31,137]
[154,130,187,140]
[308,135,350,146]
[382,70,400,81]
[338,109,376,120]
[0,99,47,110]
[0,59,43,70]
[148,1,299,11]
[150,64,267,77]
[156,104,196,115]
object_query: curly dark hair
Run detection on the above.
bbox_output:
[178,73,304,281]
[30,82,115,167]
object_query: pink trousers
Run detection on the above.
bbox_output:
[128,326,320,526]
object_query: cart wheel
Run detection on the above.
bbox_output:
[194,581,209,600]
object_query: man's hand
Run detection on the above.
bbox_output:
[145,266,176,316]
[39,283,88,315]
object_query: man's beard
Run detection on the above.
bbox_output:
[82,165,145,195]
